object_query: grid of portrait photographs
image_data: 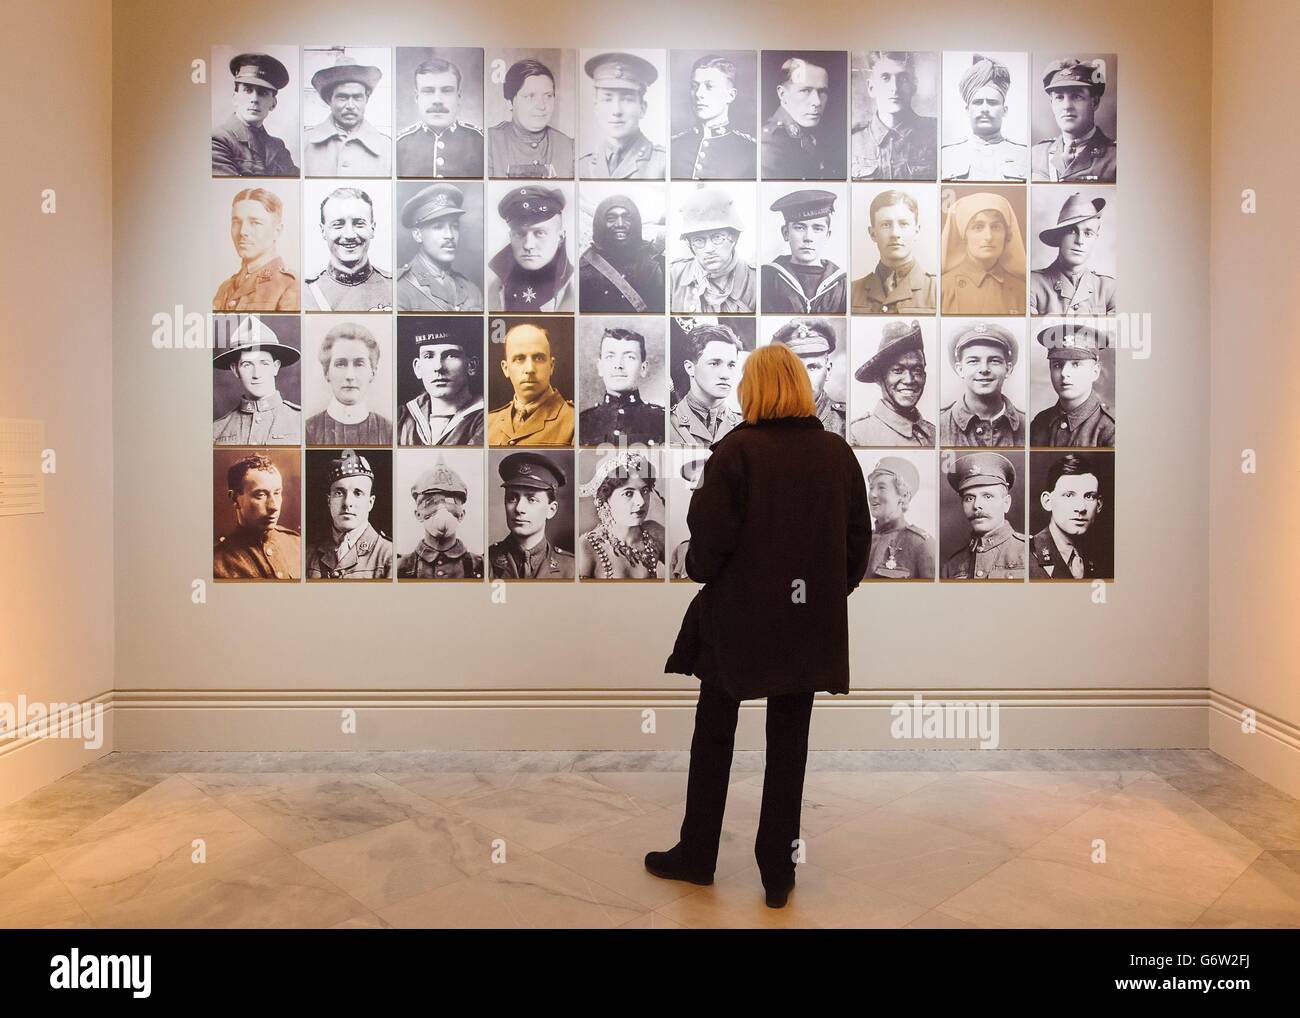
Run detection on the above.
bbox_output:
[210,45,1117,583]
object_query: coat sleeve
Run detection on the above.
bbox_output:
[683,441,747,585]
[211,133,241,176]
[845,446,872,593]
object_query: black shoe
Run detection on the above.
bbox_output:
[763,872,796,909]
[644,843,714,885]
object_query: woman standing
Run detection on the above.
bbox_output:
[653,343,872,908]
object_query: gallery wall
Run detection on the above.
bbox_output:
[1,1,115,805]
[1208,0,1300,797]
[109,0,1217,752]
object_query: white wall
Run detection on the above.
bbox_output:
[106,0,1220,754]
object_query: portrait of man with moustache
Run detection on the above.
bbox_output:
[396,49,485,178]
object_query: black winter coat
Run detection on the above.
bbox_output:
[664,415,872,699]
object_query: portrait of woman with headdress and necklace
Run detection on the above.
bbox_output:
[939,186,1028,316]
[576,449,666,580]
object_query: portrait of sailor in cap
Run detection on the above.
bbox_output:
[1029,451,1108,579]
[303,49,391,177]
[1031,56,1117,182]
[861,453,936,579]
[306,449,394,580]
[940,451,1027,580]
[579,50,668,179]
[213,184,300,313]
[395,182,484,312]
[760,188,847,314]
[670,51,757,180]
[396,453,484,579]
[939,320,1026,448]
[1029,322,1115,448]
[213,450,301,581]
[848,318,935,447]
[486,53,575,179]
[1030,191,1116,315]
[212,49,299,177]
[303,184,393,312]
[486,184,575,312]
[487,451,576,579]
[850,50,938,181]
[577,450,665,580]
[397,318,485,447]
[396,48,485,178]
[668,184,756,313]
[941,52,1028,182]
[769,318,846,437]
[212,315,302,445]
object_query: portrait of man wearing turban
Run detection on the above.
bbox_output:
[941,53,1028,182]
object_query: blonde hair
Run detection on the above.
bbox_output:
[737,343,817,423]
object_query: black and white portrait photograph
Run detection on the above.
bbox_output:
[395,46,485,179]
[578,49,668,179]
[669,49,758,180]
[760,49,848,180]
[940,50,1029,182]
[301,315,394,447]
[577,316,668,448]
[849,183,939,315]
[1031,53,1118,182]
[847,316,937,447]
[853,449,938,580]
[484,48,577,179]
[667,181,757,314]
[212,314,301,446]
[301,46,393,177]
[393,448,485,580]
[1030,186,1117,315]
[939,449,1027,580]
[211,46,300,178]
[850,50,939,181]
[396,316,485,447]
[939,318,1028,449]
[212,447,302,582]
[576,448,667,580]
[486,449,576,580]
[1028,318,1115,449]
[304,448,394,580]
[1028,449,1114,579]
[939,185,1028,316]
[667,316,753,447]
[486,181,576,312]
[758,184,849,314]
[486,316,576,448]
[759,317,848,437]
[302,179,393,311]
[394,180,484,312]
[666,447,709,579]
[577,181,667,313]
[212,179,300,313]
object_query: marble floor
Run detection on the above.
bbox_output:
[2,749,1298,929]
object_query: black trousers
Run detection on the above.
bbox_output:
[678,680,816,883]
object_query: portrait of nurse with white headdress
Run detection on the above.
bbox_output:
[939,188,1027,315]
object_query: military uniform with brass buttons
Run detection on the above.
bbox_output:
[396,120,484,178]
[214,525,301,580]
[486,385,575,447]
[579,390,665,446]
[671,123,756,179]
[941,451,1026,579]
[213,257,300,312]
